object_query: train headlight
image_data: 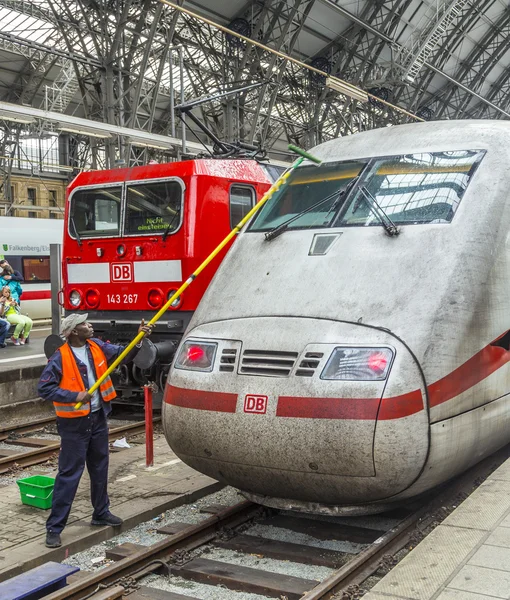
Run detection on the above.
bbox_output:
[167,289,182,309]
[69,289,82,307]
[174,340,217,372]
[321,347,393,381]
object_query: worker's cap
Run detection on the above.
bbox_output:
[61,313,88,337]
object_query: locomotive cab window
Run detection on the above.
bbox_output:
[230,185,255,228]
[69,185,121,238]
[125,180,183,235]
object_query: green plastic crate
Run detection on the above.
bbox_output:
[16,475,55,509]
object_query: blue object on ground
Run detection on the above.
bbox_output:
[0,561,79,600]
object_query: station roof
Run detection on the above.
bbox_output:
[0,0,509,166]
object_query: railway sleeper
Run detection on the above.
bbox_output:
[170,557,318,599]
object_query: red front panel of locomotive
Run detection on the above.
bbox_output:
[61,159,272,315]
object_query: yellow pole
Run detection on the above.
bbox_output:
[75,146,321,409]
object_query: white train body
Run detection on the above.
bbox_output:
[162,121,510,514]
[0,217,63,320]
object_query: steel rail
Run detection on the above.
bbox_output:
[0,419,159,474]
[0,415,56,441]
[42,501,262,600]
[301,509,423,599]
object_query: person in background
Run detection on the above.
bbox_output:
[0,265,23,303]
[0,285,32,345]
[0,310,8,349]
[0,259,23,283]
[38,314,154,549]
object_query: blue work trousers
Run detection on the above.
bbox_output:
[46,409,110,534]
[0,318,8,345]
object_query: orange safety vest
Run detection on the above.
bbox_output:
[54,340,117,418]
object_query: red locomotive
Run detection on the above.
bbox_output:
[60,159,280,401]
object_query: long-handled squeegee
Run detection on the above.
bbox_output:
[75,145,321,409]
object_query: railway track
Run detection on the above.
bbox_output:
[40,442,510,600]
[0,417,159,474]
[0,415,56,441]
[39,498,426,600]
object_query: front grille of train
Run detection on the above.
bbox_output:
[295,352,324,377]
[240,349,299,377]
[219,349,237,372]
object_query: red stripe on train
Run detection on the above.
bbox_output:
[20,290,51,301]
[428,343,510,407]
[276,397,380,420]
[166,385,237,413]
[276,389,424,420]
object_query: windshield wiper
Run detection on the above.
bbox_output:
[264,182,356,242]
[321,176,359,225]
[357,187,400,237]
[162,210,180,242]
[70,216,82,246]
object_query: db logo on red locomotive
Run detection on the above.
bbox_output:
[244,395,268,414]
[111,263,133,282]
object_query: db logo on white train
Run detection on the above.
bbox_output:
[111,262,133,282]
[244,395,268,414]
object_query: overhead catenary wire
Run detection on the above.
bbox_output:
[158,0,424,124]
[74,145,322,409]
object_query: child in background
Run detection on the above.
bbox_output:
[0,285,32,345]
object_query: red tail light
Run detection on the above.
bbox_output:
[175,340,218,372]
[187,345,206,363]
[85,289,100,308]
[368,352,388,373]
[148,288,164,308]
[321,347,393,381]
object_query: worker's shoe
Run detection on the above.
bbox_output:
[91,512,123,527]
[45,531,62,548]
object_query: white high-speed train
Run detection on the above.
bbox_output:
[0,217,63,320]
[163,120,510,515]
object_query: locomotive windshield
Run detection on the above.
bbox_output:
[250,150,484,232]
[69,179,183,239]
[69,185,122,238]
[125,180,182,235]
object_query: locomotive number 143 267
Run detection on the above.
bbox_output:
[107,294,138,304]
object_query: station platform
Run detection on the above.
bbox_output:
[0,432,221,583]
[0,323,49,367]
[364,456,510,600]
[0,325,49,408]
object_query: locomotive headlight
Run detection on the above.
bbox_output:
[321,347,394,381]
[69,289,82,307]
[167,289,182,309]
[174,340,217,372]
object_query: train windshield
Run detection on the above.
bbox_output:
[250,150,484,232]
[336,150,484,227]
[124,180,183,235]
[250,161,366,231]
[69,185,122,238]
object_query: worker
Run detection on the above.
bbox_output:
[38,313,153,548]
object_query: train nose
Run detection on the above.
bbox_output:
[163,317,429,511]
